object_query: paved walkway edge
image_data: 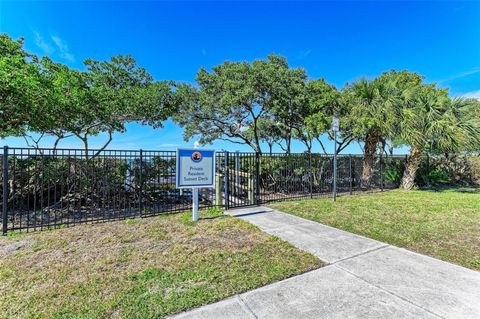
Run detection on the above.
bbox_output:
[170,206,480,319]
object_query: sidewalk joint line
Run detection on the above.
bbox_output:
[334,265,446,319]
[237,295,258,319]
[331,244,390,264]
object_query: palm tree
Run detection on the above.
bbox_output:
[345,77,397,188]
[398,85,480,189]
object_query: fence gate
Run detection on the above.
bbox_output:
[223,152,258,209]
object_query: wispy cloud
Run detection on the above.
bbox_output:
[51,35,75,63]
[461,90,480,100]
[34,31,55,55]
[158,143,179,147]
[438,67,480,84]
[202,49,207,56]
[296,49,312,60]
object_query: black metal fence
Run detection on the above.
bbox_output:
[0,146,408,233]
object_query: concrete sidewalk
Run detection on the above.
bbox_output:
[171,207,480,319]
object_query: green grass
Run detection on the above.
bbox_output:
[270,188,480,271]
[0,208,322,318]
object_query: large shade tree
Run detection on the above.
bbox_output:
[245,117,282,154]
[69,55,175,158]
[261,55,307,154]
[302,84,356,155]
[173,61,264,152]
[301,78,340,154]
[1,34,175,157]
[0,34,45,137]
[175,55,304,154]
[27,57,89,150]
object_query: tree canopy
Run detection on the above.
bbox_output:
[174,55,308,154]
[0,34,175,158]
[0,35,44,137]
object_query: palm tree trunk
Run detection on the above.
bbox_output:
[400,145,423,190]
[361,132,380,189]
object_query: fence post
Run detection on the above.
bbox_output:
[309,152,313,199]
[333,131,338,202]
[380,154,384,191]
[139,149,143,215]
[255,152,260,205]
[2,146,8,235]
[349,154,353,195]
[224,152,229,210]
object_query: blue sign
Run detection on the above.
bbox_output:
[176,148,216,189]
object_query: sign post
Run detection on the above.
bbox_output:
[176,148,216,222]
[332,117,339,202]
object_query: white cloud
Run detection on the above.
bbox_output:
[438,67,480,84]
[51,35,75,62]
[461,90,480,100]
[34,31,55,55]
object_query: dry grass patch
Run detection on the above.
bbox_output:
[0,208,322,318]
[270,188,480,270]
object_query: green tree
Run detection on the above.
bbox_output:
[344,70,422,187]
[398,86,480,189]
[0,34,44,137]
[1,34,174,157]
[343,77,395,187]
[458,98,480,152]
[28,57,88,150]
[46,55,175,159]
[261,56,307,153]
[304,80,356,154]
[175,55,298,154]
[247,117,282,154]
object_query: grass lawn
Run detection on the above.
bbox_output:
[269,188,480,271]
[0,208,322,318]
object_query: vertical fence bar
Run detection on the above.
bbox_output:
[349,154,353,195]
[224,152,229,210]
[426,153,430,186]
[235,151,240,198]
[2,146,9,235]
[309,152,313,199]
[380,154,384,191]
[255,152,260,205]
[139,149,143,215]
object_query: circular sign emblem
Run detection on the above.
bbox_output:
[191,151,202,163]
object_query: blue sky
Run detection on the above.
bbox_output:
[1,1,479,153]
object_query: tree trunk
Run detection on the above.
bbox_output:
[400,145,423,190]
[82,136,89,161]
[285,135,291,154]
[361,132,380,189]
[315,137,328,155]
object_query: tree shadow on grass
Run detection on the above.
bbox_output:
[418,186,480,194]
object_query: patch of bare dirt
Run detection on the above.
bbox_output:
[0,239,34,255]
